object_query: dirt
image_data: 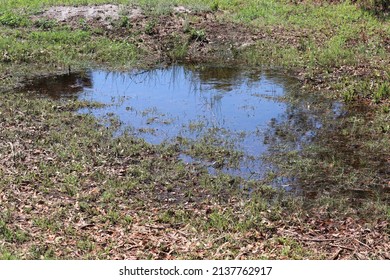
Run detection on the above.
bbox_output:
[33,5,389,82]
[1,4,386,260]
[32,5,263,63]
[36,5,142,26]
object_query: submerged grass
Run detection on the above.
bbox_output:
[0,93,386,259]
[0,0,389,259]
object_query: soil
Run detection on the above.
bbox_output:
[32,5,389,85]
[32,5,264,63]
[37,5,142,25]
[1,4,387,260]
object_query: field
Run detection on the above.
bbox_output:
[0,0,389,259]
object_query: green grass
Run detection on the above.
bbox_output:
[0,220,29,243]
[0,0,388,72]
[0,0,389,260]
[0,249,19,260]
[0,29,137,66]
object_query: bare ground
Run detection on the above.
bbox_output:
[32,5,266,63]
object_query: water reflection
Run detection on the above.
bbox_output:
[23,65,336,181]
[23,72,92,99]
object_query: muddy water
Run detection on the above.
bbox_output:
[23,65,343,181]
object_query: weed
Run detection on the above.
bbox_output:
[107,210,121,225]
[144,19,157,35]
[122,216,133,225]
[0,220,29,243]
[78,18,90,31]
[33,218,60,232]
[101,190,116,203]
[119,16,131,28]
[76,237,96,252]
[30,245,55,260]
[188,28,206,42]
[0,249,18,260]
[277,237,306,259]
[210,1,219,12]
[158,210,175,223]
[206,210,231,231]
[343,88,358,102]
[182,16,191,33]
[165,34,188,61]
[357,0,389,16]
[317,35,353,68]
[0,12,29,27]
[34,18,58,30]
[373,83,390,103]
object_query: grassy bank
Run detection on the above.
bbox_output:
[0,0,389,259]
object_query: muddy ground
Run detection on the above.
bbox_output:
[32,5,277,63]
[1,4,389,260]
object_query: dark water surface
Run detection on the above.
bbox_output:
[23,65,343,182]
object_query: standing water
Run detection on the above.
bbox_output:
[23,65,342,181]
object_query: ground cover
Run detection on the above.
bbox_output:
[0,0,389,259]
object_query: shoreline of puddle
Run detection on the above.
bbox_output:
[20,64,346,187]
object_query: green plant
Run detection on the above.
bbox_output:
[0,12,29,27]
[355,0,389,16]
[29,245,55,260]
[119,16,131,28]
[0,220,29,243]
[77,238,96,252]
[210,1,219,12]
[34,18,58,30]
[107,210,120,224]
[373,83,390,103]
[189,28,206,42]
[0,249,18,260]
[78,18,90,31]
[164,34,188,61]
[144,19,156,35]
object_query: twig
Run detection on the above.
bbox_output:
[145,224,168,230]
[177,230,188,237]
[332,248,343,260]
[79,223,95,230]
[353,252,367,260]
[301,238,338,242]
[216,241,229,254]
[126,245,141,250]
[8,142,18,167]
[235,252,246,260]
[329,243,354,251]
[354,238,371,249]
[8,142,15,160]
[213,235,228,243]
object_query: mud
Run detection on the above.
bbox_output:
[32,5,263,63]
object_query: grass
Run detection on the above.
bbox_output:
[1,28,138,67]
[0,0,389,259]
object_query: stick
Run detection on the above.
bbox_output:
[301,238,338,242]
[332,248,343,260]
[329,243,354,251]
[354,238,371,249]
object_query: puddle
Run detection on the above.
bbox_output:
[23,72,92,99]
[23,65,344,181]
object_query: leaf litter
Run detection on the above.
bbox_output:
[1,3,389,260]
[0,95,388,259]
